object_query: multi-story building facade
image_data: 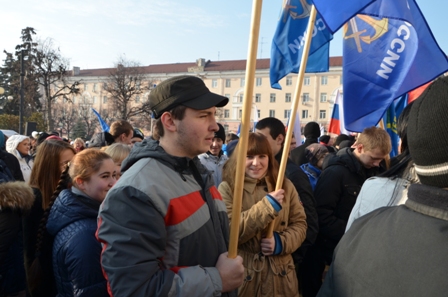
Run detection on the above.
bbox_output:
[65,56,342,134]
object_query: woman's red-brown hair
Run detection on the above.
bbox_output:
[222,133,283,190]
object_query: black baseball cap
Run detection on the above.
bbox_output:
[149,75,229,119]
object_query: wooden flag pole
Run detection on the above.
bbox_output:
[266,5,318,238]
[228,0,263,258]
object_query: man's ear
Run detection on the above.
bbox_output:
[355,143,364,153]
[160,112,177,133]
[276,134,285,146]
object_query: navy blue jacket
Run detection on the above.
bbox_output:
[46,188,108,297]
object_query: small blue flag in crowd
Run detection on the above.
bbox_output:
[270,0,333,89]
[383,94,408,157]
[340,0,448,132]
[91,108,110,132]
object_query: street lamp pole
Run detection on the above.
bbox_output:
[19,50,25,135]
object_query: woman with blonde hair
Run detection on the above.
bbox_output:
[218,133,307,296]
[104,143,131,180]
[44,149,116,296]
[72,138,85,153]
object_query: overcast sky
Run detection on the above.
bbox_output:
[1,0,447,69]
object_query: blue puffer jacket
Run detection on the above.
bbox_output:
[46,188,108,297]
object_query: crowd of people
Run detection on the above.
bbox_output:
[0,74,447,297]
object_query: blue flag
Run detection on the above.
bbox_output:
[342,0,448,132]
[270,0,333,89]
[312,0,376,33]
[383,94,407,157]
[91,108,110,133]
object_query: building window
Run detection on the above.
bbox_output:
[240,78,245,87]
[284,109,291,119]
[302,93,310,103]
[73,97,76,104]
[285,93,291,103]
[84,83,87,91]
[103,96,108,104]
[269,110,275,117]
[257,109,261,118]
[225,79,231,88]
[239,93,244,102]
[256,77,262,86]
[92,96,96,104]
[224,94,230,99]
[320,93,327,103]
[270,93,276,103]
[321,76,328,85]
[320,110,326,119]
[135,96,140,103]
[304,76,310,85]
[212,79,218,88]
[136,81,141,90]
[340,75,343,84]
[93,83,97,91]
[302,110,309,118]
[255,93,261,103]
[286,76,293,86]
[239,109,242,118]
[224,109,230,118]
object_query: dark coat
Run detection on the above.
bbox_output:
[318,184,448,297]
[0,149,24,182]
[23,188,57,297]
[275,152,318,263]
[46,189,108,297]
[290,138,319,167]
[0,182,34,296]
[314,148,378,261]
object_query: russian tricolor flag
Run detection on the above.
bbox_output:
[328,90,349,135]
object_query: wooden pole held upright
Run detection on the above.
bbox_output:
[228,0,263,259]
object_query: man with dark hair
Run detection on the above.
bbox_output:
[97,75,243,297]
[290,121,321,166]
[255,117,318,292]
[318,76,448,296]
[302,126,391,297]
[198,123,228,186]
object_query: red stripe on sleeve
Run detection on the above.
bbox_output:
[209,186,223,201]
[164,191,205,226]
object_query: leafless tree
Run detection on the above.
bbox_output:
[103,57,155,120]
[52,98,78,138]
[77,101,98,138]
[33,38,80,131]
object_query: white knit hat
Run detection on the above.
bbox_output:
[6,135,30,154]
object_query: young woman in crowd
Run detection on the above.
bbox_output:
[5,135,33,183]
[218,133,307,296]
[24,140,76,297]
[104,143,131,180]
[44,149,116,297]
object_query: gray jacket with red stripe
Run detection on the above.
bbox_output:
[97,139,235,297]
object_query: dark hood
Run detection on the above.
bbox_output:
[304,122,321,138]
[46,189,100,236]
[122,138,211,184]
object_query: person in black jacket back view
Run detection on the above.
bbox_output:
[290,122,321,166]
[255,117,319,295]
[301,126,391,297]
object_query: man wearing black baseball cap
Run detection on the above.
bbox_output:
[98,75,243,297]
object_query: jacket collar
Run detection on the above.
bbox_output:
[405,183,448,221]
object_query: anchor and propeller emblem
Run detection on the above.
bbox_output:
[344,16,389,53]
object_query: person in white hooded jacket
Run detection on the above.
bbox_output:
[6,135,33,183]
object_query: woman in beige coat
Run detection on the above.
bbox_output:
[218,133,307,296]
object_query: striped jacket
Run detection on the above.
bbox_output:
[97,139,235,297]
